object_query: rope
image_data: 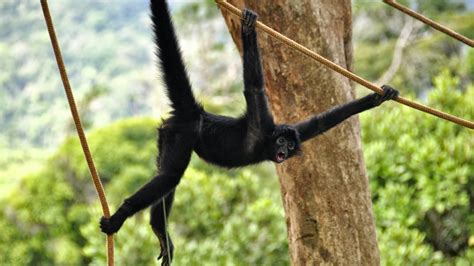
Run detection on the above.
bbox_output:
[383,0,474,47]
[162,199,171,263]
[39,1,114,265]
[216,0,474,130]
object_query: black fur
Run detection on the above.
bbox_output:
[100,1,399,264]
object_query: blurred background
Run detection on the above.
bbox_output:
[0,0,473,264]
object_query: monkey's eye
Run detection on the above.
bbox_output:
[288,141,295,150]
[276,137,286,145]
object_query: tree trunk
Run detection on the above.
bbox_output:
[219,0,380,265]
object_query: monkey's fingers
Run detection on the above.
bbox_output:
[381,85,399,101]
[99,216,112,234]
[243,9,258,29]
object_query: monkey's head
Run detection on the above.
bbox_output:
[268,125,301,163]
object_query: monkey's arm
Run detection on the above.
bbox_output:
[295,86,398,142]
[242,9,275,133]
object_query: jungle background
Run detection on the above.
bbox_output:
[0,0,473,265]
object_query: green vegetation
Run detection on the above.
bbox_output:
[362,70,474,264]
[0,118,287,265]
[354,0,473,95]
[1,72,472,265]
[1,0,473,265]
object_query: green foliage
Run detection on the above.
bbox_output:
[0,117,288,265]
[465,49,474,78]
[3,72,472,265]
[354,1,473,95]
[174,0,219,24]
[0,0,243,149]
[0,0,155,148]
[417,0,465,15]
[361,70,474,264]
[171,167,288,265]
[1,1,474,265]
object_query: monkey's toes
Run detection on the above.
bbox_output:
[157,251,172,266]
[157,235,174,266]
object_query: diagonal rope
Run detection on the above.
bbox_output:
[216,0,474,130]
[383,0,474,47]
[39,1,114,265]
[162,199,171,264]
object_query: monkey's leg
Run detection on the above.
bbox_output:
[100,130,195,237]
[150,189,175,265]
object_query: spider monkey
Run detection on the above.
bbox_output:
[100,0,399,264]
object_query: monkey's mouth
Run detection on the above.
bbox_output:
[276,152,286,163]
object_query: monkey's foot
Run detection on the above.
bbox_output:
[157,234,174,266]
[242,8,258,34]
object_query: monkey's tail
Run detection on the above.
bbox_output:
[151,0,202,118]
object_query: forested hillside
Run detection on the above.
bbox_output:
[0,0,241,150]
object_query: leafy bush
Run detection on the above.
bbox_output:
[361,70,474,264]
[1,72,472,265]
[0,117,288,265]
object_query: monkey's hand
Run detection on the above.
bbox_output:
[157,233,174,266]
[373,85,399,106]
[99,213,126,234]
[242,8,258,35]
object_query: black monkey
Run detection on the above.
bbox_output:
[100,0,399,264]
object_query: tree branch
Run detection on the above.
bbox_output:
[376,18,414,85]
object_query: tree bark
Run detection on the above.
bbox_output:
[220,1,380,265]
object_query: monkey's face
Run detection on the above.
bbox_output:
[269,125,301,163]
